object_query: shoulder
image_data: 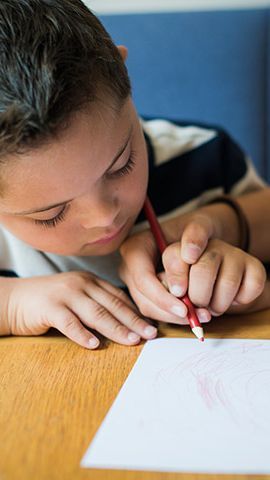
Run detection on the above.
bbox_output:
[136,117,264,224]
[140,117,242,166]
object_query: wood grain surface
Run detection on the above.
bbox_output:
[1,310,270,480]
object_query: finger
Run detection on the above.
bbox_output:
[234,257,266,305]
[95,276,139,312]
[127,277,189,325]
[84,281,158,340]
[67,291,143,346]
[129,279,212,325]
[188,250,222,306]
[120,231,158,271]
[134,269,188,318]
[181,215,213,264]
[121,237,187,318]
[128,273,212,326]
[52,308,100,349]
[209,255,243,315]
[162,243,189,297]
[196,308,212,323]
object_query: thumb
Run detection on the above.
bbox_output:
[180,215,213,264]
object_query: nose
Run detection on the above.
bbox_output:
[78,193,120,230]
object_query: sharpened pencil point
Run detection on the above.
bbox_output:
[191,326,204,341]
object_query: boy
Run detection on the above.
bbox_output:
[0,0,268,349]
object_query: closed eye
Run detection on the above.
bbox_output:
[34,204,69,228]
[33,152,136,228]
[106,151,136,179]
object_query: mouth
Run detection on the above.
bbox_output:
[85,221,128,246]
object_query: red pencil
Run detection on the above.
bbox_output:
[144,196,204,342]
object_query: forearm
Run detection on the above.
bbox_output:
[160,188,270,262]
[205,189,270,261]
[159,202,240,249]
[236,189,270,261]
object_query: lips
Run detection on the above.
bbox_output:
[87,221,128,245]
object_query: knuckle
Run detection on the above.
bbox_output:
[189,284,212,307]
[161,247,170,264]
[253,259,267,283]
[162,244,179,265]
[58,271,91,293]
[91,303,108,323]
[221,276,239,293]
[190,252,220,280]
[204,250,221,263]
[128,311,144,328]
[58,313,80,333]
[210,304,224,316]
[247,276,265,299]
[190,264,209,281]
[115,288,131,304]
[187,220,205,239]
[138,303,151,318]
[185,216,211,240]
[190,294,209,308]
[239,262,267,303]
[110,295,125,311]
[111,322,127,337]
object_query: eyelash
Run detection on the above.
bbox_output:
[106,151,136,179]
[34,205,69,229]
[34,153,136,229]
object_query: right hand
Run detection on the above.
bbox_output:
[2,271,157,349]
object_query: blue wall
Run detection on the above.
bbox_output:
[101,10,269,180]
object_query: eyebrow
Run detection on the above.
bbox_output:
[11,128,133,216]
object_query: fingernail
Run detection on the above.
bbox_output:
[144,325,157,338]
[197,311,211,323]
[128,332,141,343]
[89,338,99,349]
[232,300,240,305]
[169,285,184,297]
[171,305,187,317]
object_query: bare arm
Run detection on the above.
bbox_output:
[237,188,270,261]
[159,188,270,263]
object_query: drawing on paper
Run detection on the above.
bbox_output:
[150,342,270,435]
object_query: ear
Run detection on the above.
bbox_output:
[117,45,128,62]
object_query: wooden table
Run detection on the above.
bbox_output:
[1,310,270,480]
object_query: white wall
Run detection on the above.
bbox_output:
[85,0,270,15]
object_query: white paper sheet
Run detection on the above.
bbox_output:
[81,338,270,474]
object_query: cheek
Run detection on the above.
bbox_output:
[124,154,148,207]
[136,156,149,201]
[0,216,76,254]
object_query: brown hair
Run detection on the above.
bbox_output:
[0,0,131,158]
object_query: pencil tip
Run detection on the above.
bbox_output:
[192,326,205,342]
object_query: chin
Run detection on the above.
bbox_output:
[80,242,121,256]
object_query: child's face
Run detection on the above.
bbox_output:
[0,97,149,256]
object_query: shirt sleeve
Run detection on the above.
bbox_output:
[216,127,266,196]
[137,118,266,224]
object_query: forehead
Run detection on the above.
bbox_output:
[0,99,133,211]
